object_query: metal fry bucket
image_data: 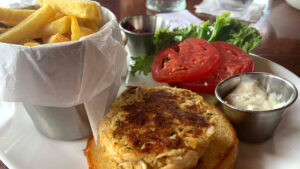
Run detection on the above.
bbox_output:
[23,104,91,141]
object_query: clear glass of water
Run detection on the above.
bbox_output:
[146,0,186,12]
[216,0,253,10]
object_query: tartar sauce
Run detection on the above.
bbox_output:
[225,78,285,111]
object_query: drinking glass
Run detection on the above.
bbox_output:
[146,0,186,12]
[216,0,253,10]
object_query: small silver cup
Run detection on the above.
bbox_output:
[24,104,91,141]
[215,72,298,143]
[119,15,169,57]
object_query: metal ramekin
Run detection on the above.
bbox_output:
[119,15,170,57]
[215,72,298,143]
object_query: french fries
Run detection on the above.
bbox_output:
[71,16,95,41]
[0,0,103,46]
[48,33,70,43]
[38,0,102,20]
[80,26,94,37]
[0,5,56,44]
[0,7,35,26]
[24,42,41,46]
[18,38,41,46]
[81,20,99,32]
[71,15,81,41]
[0,27,9,34]
[43,16,71,36]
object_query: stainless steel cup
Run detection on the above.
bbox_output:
[215,72,298,143]
[24,104,91,141]
[119,15,169,57]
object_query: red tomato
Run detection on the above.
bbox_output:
[177,41,254,94]
[151,38,220,82]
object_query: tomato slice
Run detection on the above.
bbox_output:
[177,41,254,94]
[151,38,220,82]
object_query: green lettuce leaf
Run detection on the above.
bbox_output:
[208,12,231,42]
[130,55,154,76]
[211,17,261,53]
[197,20,211,40]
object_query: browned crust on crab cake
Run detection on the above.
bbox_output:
[85,86,238,169]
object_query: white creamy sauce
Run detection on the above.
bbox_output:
[225,78,285,111]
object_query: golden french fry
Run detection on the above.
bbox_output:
[54,12,65,20]
[71,15,81,41]
[0,27,9,34]
[19,38,41,46]
[42,16,71,36]
[18,38,36,43]
[38,0,102,20]
[24,42,41,46]
[82,20,99,32]
[71,15,96,41]
[80,26,94,36]
[95,18,104,29]
[47,33,70,43]
[44,12,65,24]
[0,7,35,26]
[77,18,101,30]
[0,5,56,44]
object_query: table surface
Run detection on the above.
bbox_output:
[1,0,299,168]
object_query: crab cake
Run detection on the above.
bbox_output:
[85,86,238,169]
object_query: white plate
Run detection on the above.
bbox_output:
[0,55,299,169]
[286,0,300,10]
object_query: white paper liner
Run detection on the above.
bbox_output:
[0,3,128,142]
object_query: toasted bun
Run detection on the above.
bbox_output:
[85,86,238,169]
